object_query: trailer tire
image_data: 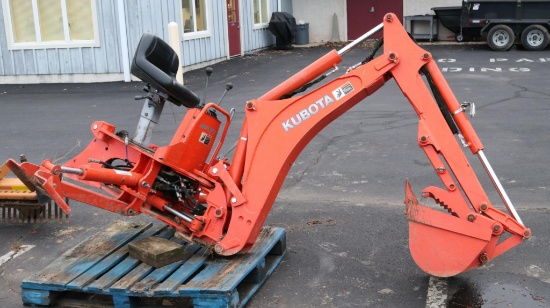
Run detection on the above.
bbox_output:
[521,25,549,51]
[487,25,515,51]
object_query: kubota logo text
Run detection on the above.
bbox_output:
[282,82,355,132]
[282,95,335,132]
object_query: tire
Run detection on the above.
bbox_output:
[521,25,549,51]
[487,25,515,51]
[455,34,464,42]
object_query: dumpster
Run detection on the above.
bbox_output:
[268,12,296,49]
[295,23,309,45]
[431,6,463,35]
[432,5,479,41]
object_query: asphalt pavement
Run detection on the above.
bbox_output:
[1,41,550,307]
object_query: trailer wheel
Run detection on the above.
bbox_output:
[487,25,515,51]
[521,25,549,51]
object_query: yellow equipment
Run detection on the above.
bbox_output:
[0,159,68,223]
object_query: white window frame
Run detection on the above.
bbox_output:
[180,0,212,40]
[252,0,271,29]
[1,0,100,50]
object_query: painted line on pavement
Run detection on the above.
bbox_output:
[426,276,448,308]
[0,245,35,266]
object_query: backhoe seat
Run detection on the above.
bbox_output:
[131,33,200,108]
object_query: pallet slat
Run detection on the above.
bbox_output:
[84,227,174,293]
[22,221,151,290]
[153,247,209,295]
[129,243,198,293]
[21,223,286,308]
[185,228,284,293]
[66,225,169,290]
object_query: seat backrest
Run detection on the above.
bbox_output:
[131,33,200,108]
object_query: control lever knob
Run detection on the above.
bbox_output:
[217,83,234,106]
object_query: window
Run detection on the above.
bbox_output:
[182,0,210,38]
[2,0,99,49]
[253,0,270,27]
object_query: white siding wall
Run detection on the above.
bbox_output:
[0,0,123,82]
[124,0,228,69]
[241,0,278,52]
[181,1,228,67]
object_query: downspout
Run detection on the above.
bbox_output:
[223,1,230,60]
[117,0,131,82]
[278,0,281,11]
[239,0,244,56]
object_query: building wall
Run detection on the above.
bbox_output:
[0,0,124,82]
[292,0,347,43]
[0,0,460,84]
[292,0,461,43]
[0,0,279,83]
[279,0,293,15]
[241,0,278,52]
[184,1,227,66]
[123,0,228,68]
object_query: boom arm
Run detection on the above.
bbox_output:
[216,14,530,276]
[6,13,529,277]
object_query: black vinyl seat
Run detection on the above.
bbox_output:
[131,33,200,108]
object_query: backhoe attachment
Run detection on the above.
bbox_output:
[4,13,531,277]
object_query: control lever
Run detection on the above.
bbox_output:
[217,83,234,106]
[202,67,213,105]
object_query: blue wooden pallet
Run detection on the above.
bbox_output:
[21,220,286,308]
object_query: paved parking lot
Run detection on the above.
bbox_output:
[1,41,549,307]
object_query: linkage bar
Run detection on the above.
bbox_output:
[338,23,384,56]
[477,150,524,225]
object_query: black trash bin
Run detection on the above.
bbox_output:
[268,12,296,49]
[295,23,309,45]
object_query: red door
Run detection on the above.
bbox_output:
[347,0,403,40]
[227,0,241,56]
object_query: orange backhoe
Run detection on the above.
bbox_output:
[5,14,530,277]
